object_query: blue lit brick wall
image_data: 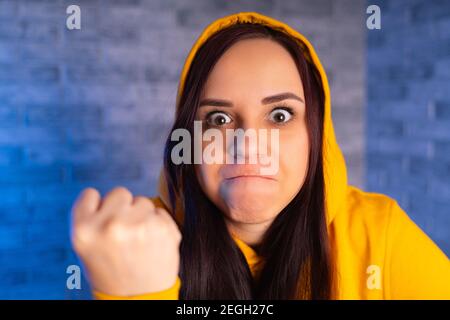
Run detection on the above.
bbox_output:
[366,0,450,255]
[11,0,450,299]
[0,0,181,299]
[0,0,367,299]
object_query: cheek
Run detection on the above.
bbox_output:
[195,163,222,203]
[278,125,310,192]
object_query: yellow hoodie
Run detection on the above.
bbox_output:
[93,12,450,300]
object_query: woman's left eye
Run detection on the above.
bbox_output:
[268,108,293,123]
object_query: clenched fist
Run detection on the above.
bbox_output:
[70,187,182,297]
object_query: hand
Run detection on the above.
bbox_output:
[70,187,182,296]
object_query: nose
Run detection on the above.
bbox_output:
[226,124,263,164]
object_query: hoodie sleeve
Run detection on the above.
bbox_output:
[384,200,450,299]
[91,196,181,300]
[92,277,181,300]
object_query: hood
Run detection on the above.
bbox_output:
[157,12,348,227]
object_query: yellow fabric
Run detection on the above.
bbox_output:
[94,12,450,300]
[93,277,180,300]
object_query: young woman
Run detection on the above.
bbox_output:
[71,12,450,300]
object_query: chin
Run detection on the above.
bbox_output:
[226,209,278,224]
[219,177,281,223]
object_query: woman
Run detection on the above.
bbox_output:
[71,12,450,300]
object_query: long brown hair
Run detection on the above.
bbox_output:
[163,23,332,299]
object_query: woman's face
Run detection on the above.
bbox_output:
[195,38,309,225]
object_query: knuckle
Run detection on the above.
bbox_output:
[155,214,180,240]
[113,186,132,197]
[83,187,99,197]
[73,189,97,212]
[146,216,170,238]
[173,227,182,244]
[71,223,96,251]
[155,207,170,219]
[73,203,89,216]
[144,197,156,210]
[151,218,168,234]
[134,196,155,210]
[104,218,129,241]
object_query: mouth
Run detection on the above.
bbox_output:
[225,175,277,181]
[220,164,277,182]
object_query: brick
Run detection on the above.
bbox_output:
[0,165,65,186]
[377,64,434,80]
[434,18,450,41]
[28,204,71,222]
[18,0,64,19]
[0,0,18,18]
[0,64,60,84]
[0,225,25,249]
[25,184,84,206]
[434,140,450,160]
[368,119,404,137]
[368,83,408,101]
[0,43,18,64]
[0,19,22,40]
[0,186,26,206]
[217,0,275,14]
[23,142,104,165]
[30,265,69,284]
[25,221,70,245]
[0,145,24,165]
[0,126,66,145]
[410,0,450,23]
[428,179,450,202]
[367,137,430,158]
[408,156,432,176]
[25,103,103,127]
[0,84,63,106]
[66,63,141,84]
[0,204,29,223]
[0,245,68,268]
[0,270,28,286]
[175,0,225,27]
[98,9,142,44]
[279,0,332,17]
[404,120,450,140]
[367,152,405,175]
[434,100,450,120]
[0,286,66,299]
[367,100,430,122]
[434,58,450,78]
[72,162,142,183]
[21,19,59,43]
[144,63,179,83]
[431,161,450,181]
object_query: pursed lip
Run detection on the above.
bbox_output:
[220,165,277,181]
[225,175,276,181]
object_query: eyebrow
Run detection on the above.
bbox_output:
[198,92,304,108]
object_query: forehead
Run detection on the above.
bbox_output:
[202,38,304,99]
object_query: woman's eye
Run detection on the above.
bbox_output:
[268,108,293,123]
[206,112,232,126]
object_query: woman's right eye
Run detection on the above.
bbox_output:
[206,112,232,127]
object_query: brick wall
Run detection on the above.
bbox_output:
[1,0,364,299]
[366,0,450,255]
